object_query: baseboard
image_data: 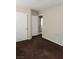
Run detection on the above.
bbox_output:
[42,36,63,46]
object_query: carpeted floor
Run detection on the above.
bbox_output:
[16,35,63,59]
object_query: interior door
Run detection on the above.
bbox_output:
[16,12,27,42]
[32,16,39,36]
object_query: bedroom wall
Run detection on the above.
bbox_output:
[31,10,39,16]
[16,12,27,42]
[39,4,63,46]
[16,7,40,40]
[16,7,32,40]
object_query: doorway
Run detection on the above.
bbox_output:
[39,16,43,35]
[32,15,43,37]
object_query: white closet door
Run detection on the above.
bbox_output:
[16,12,27,42]
[32,16,39,36]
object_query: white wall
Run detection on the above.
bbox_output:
[16,12,27,42]
[39,5,63,46]
[31,10,39,16]
[16,7,32,39]
[16,7,39,39]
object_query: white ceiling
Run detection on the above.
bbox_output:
[16,0,63,11]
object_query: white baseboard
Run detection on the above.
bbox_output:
[42,36,63,46]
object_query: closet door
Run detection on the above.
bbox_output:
[32,16,39,36]
[16,12,27,42]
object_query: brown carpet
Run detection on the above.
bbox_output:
[16,35,63,59]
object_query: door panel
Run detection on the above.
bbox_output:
[32,16,39,36]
